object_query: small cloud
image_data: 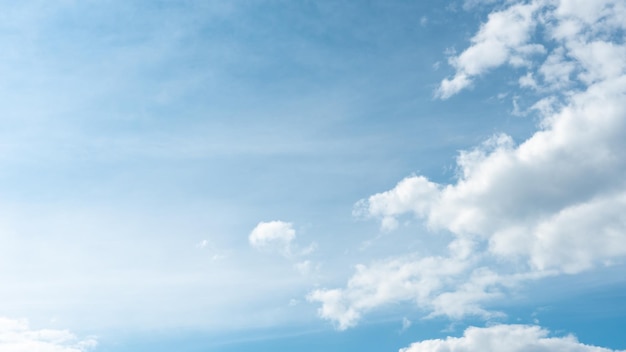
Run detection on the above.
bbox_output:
[249,221,296,257]
[518,72,538,89]
[436,73,472,99]
[249,221,317,259]
[400,317,412,332]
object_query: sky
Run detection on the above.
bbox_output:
[1,0,625,351]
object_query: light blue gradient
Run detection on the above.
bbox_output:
[0,1,624,351]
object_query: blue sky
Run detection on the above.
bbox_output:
[1,1,625,351]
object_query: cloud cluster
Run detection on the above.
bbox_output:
[437,0,626,99]
[437,1,544,98]
[0,317,97,352]
[400,324,620,352]
[311,0,626,329]
[308,248,472,330]
[370,0,626,274]
[308,237,549,329]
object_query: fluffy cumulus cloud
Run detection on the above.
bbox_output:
[400,324,621,352]
[308,248,472,330]
[0,317,97,352]
[437,0,626,99]
[249,220,317,260]
[311,0,626,329]
[369,0,626,274]
[249,221,296,256]
[436,1,544,99]
[308,238,549,329]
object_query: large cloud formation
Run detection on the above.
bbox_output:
[400,324,621,352]
[309,0,626,330]
[0,317,96,352]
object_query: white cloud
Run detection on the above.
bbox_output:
[376,0,626,275]
[308,239,552,329]
[441,0,626,99]
[551,0,626,39]
[0,317,97,352]
[530,0,626,96]
[249,221,296,256]
[307,240,482,330]
[518,72,538,89]
[437,1,542,99]
[311,0,626,329]
[537,48,576,90]
[375,74,626,274]
[354,176,440,232]
[249,221,317,261]
[335,72,626,326]
[400,324,620,352]
[570,40,626,85]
